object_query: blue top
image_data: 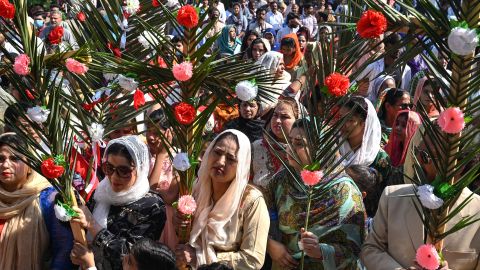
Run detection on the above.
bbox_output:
[39,187,74,270]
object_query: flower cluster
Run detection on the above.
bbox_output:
[66,58,89,75]
[41,157,65,179]
[172,62,193,81]
[13,54,31,76]
[325,73,350,97]
[0,0,15,19]
[356,10,387,39]
[133,89,146,110]
[416,244,441,270]
[417,184,444,209]
[174,102,196,125]
[48,26,64,45]
[300,170,324,186]
[438,107,465,134]
[173,152,191,171]
[235,80,258,101]
[124,0,140,15]
[27,106,50,124]
[177,195,197,215]
[177,5,199,29]
[448,26,478,56]
[117,74,139,92]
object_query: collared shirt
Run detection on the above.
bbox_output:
[301,14,318,38]
[266,10,284,31]
[248,21,273,34]
[276,26,299,42]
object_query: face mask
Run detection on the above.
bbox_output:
[34,19,44,28]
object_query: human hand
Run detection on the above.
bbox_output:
[71,205,101,237]
[70,242,95,268]
[267,239,298,269]
[175,244,197,267]
[300,228,322,259]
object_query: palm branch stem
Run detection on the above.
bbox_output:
[300,187,313,270]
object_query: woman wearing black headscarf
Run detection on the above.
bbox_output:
[224,98,265,143]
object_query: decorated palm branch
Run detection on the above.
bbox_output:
[356,0,480,268]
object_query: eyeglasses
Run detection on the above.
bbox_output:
[398,103,413,110]
[414,147,434,164]
[102,163,134,178]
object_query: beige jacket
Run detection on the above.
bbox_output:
[361,184,480,270]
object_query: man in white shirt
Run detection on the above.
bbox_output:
[301,3,317,39]
[266,1,284,31]
[276,12,301,42]
[248,7,272,34]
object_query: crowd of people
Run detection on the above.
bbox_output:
[0,0,479,270]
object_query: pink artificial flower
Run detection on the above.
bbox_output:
[416,244,440,270]
[66,58,88,75]
[300,170,324,186]
[13,54,30,75]
[438,107,465,134]
[172,62,193,81]
[177,195,197,215]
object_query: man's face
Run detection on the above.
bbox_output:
[288,18,299,28]
[270,2,277,11]
[50,13,62,26]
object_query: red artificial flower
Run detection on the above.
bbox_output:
[41,157,65,179]
[76,12,86,22]
[0,0,15,19]
[133,89,145,110]
[25,89,35,100]
[107,42,122,58]
[152,0,160,7]
[356,10,387,39]
[325,72,350,97]
[82,103,94,111]
[174,102,196,125]
[177,5,199,29]
[48,26,64,45]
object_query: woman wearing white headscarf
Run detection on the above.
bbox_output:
[72,135,166,270]
[337,97,391,214]
[176,130,270,269]
[256,51,291,111]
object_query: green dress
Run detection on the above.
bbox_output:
[264,169,366,270]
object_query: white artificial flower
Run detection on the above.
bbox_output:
[88,123,105,143]
[117,74,138,92]
[447,27,479,56]
[204,115,215,132]
[54,204,71,222]
[417,184,444,209]
[27,106,50,124]
[103,73,117,81]
[173,152,191,171]
[92,87,112,102]
[124,0,140,15]
[235,80,258,101]
[138,31,157,49]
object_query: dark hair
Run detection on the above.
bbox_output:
[3,102,30,132]
[208,7,220,16]
[256,7,267,17]
[280,37,295,48]
[171,36,183,44]
[214,132,239,149]
[198,263,234,270]
[291,118,310,131]
[0,133,28,151]
[148,109,171,130]
[296,26,310,41]
[378,88,410,119]
[345,165,381,217]
[105,143,134,165]
[247,38,267,58]
[342,96,368,121]
[241,30,261,52]
[286,12,300,22]
[232,1,241,8]
[317,11,328,21]
[384,32,401,46]
[130,238,177,270]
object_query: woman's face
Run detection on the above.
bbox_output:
[109,127,135,140]
[394,113,408,142]
[175,41,184,53]
[287,127,310,171]
[275,58,285,77]
[246,34,257,47]
[207,137,238,184]
[298,35,307,50]
[229,27,237,39]
[281,45,296,57]
[338,106,365,141]
[240,101,259,119]
[105,154,137,192]
[386,93,411,123]
[0,145,30,192]
[292,4,299,13]
[233,5,241,14]
[420,84,435,108]
[251,42,266,61]
[270,103,297,141]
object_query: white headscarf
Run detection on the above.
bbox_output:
[189,129,251,266]
[339,98,381,167]
[256,51,291,109]
[256,51,283,73]
[92,135,150,228]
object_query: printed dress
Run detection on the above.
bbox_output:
[265,169,366,270]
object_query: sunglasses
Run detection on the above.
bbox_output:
[414,147,434,164]
[102,163,134,178]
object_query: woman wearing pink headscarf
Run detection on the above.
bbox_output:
[384,110,421,184]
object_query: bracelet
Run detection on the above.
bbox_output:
[294,79,303,88]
